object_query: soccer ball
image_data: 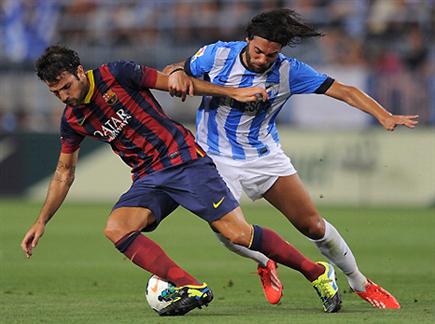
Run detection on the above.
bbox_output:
[145,274,175,312]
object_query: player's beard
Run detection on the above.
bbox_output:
[68,78,89,106]
[78,80,89,104]
[62,77,89,106]
[245,50,273,74]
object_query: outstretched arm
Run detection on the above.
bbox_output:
[21,150,78,258]
[157,66,268,103]
[325,81,419,131]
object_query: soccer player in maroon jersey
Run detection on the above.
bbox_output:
[21,45,341,316]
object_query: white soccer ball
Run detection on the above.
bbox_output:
[145,274,175,312]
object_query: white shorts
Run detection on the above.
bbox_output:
[210,149,297,201]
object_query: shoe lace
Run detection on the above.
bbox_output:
[258,267,272,286]
[258,266,267,277]
[315,278,334,299]
[159,287,179,302]
[371,285,392,299]
[258,265,282,290]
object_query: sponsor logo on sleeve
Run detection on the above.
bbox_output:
[191,46,207,62]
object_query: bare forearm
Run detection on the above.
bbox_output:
[165,62,233,97]
[36,167,75,225]
[158,68,234,97]
[346,87,391,122]
[21,152,77,258]
[326,82,392,123]
[326,81,419,130]
[190,78,234,97]
[164,63,268,102]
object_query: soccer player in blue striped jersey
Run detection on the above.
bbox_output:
[166,9,418,309]
[21,45,342,316]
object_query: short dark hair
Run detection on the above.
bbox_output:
[35,45,81,83]
[246,9,322,47]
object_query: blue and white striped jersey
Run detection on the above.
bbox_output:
[185,41,333,160]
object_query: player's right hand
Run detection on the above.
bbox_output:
[21,222,45,258]
[168,70,194,102]
[230,86,269,103]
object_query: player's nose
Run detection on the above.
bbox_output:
[59,92,69,103]
[258,55,268,65]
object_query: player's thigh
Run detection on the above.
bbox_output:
[210,206,252,246]
[240,149,296,201]
[110,175,179,235]
[105,207,156,242]
[263,173,321,226]
[209,155,243,201]
[167,156,239,224]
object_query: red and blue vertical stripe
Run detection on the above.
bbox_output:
[60,60,205,181]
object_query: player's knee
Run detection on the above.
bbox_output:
[300,215,325,239]
[224,231,251,247]
[104,220,126,243]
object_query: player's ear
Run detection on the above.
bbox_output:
[76,65,86,78]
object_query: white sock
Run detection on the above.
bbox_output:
[215,232,269,267]
[312,219,367,291]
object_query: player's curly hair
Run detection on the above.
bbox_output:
[35,45,81,83]
[246,9,322,47]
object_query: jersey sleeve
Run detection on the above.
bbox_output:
[184,42,220,78]
[60,115,84,154]
[108,60,157,89]
[289,58,334,94]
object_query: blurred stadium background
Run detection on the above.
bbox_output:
[1,2,435,323]
[0,0,434,206]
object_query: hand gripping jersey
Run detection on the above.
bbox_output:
[185,41,334,160]
[60,60,204,181]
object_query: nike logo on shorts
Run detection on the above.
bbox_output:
[213,197,225,208]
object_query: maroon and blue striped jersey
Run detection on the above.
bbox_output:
[60,60,205,181]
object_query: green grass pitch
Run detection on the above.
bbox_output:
[1,200,434,323]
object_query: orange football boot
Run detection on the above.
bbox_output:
[257,260,283,304]
[355,279,400,309]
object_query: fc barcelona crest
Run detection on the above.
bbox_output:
[103,89,118,105]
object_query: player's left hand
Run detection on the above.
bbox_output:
[381,114,419,131]
[230,87,269,103]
